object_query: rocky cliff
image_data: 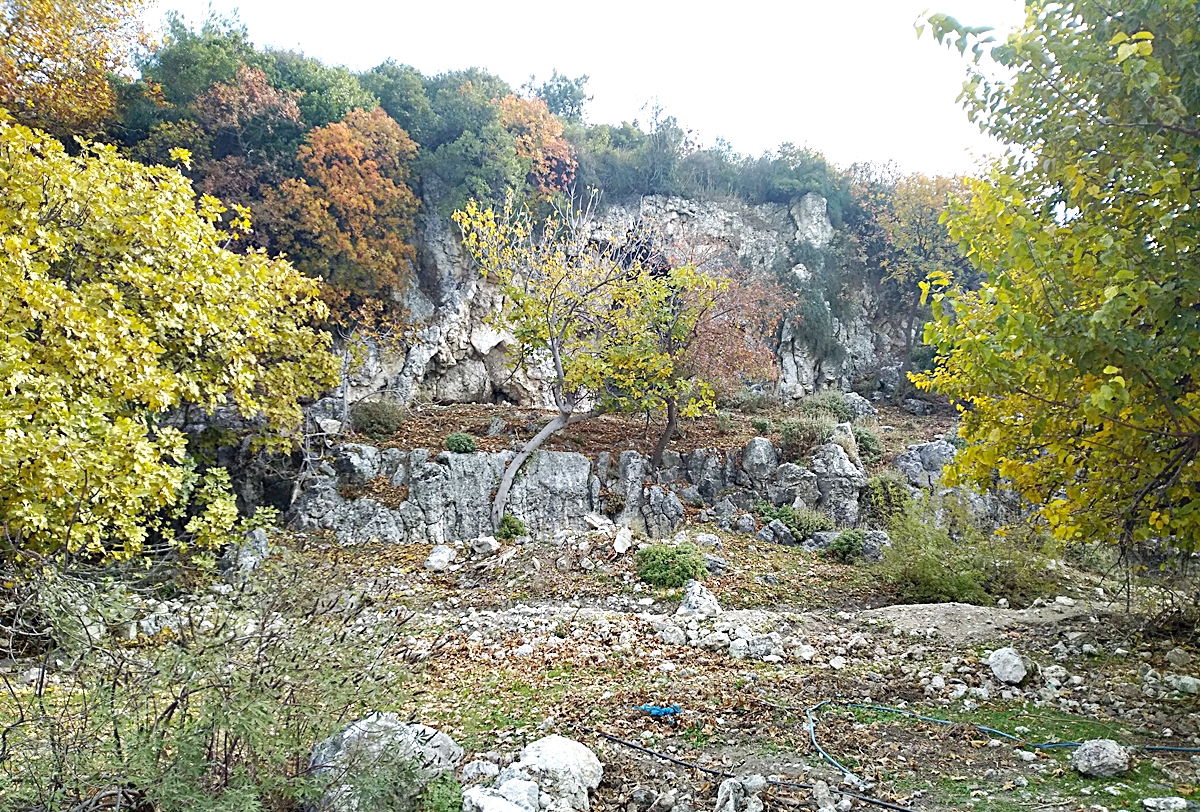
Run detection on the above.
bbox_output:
[348,193,907,407]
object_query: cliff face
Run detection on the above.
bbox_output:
[349,193,907,406]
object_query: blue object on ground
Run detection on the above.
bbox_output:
[636,703,682,717]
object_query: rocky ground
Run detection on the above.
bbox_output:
[287,517,1200,812]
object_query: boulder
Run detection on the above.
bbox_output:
[766,463,819,509]
[804,530,890,562]
[988,647,1029,685]
[333,443,381,486]
[1070,739,1129,778]
[676,579,721,616]
[310,714,462,811]
[740,438,778,482]
[809,443,866,525]
[425,544,457,572]
[844,392,877,420]
[491,735,603,812]
[638,486,685,539]
[894,440,957,489]
[714,774,767,812]
[756,519,797,546]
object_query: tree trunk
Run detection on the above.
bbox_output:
[491,410,598,530]
[651,399,679,469]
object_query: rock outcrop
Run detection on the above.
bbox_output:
[291,436,870,545]
[345,194,907,407]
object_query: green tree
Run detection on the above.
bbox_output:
[143,12,265,106]
[267,50,378,128]
[917,1,1200,549]
[0,117,337,561]
[360,60,434,142]
[525,70,590,121]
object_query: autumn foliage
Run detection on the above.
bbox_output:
[262,107,420,308]
[0,0,148,133]
[497,94,577,197]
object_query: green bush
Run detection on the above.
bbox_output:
[796,390,853,422]
[351,400,407,440]
[754,501,835,540]
[825,529,865,564]
[636,542,707,588]
[444,432,477,453]
[496,514,526,542]
[715,411,737,434]
[1,552,410,811]
[880,493,1056,606]
[750,417,772,435]
[729,388,773,413]
[852,425,884,464]
[779,415,836,461]
[861,472,912,528]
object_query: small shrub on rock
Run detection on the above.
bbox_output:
[754,501,835,540]
[796,390,853,422]
[636,542,707,588]
[496,514,526,542]
[861,472,911,528]
[351,400,407,440]
[750,417,772,435]
[852,425,884,464]
[825,530,865,564]
[779,415,836,461]
[444,432,477,453]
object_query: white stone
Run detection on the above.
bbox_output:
[676,580,721,616]
[988,647,1028,685]
[613,527,634,554]
[1070,739,1130,778]
[505,735,603,812]
[425,544,457,572]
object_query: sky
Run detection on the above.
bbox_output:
[147,0,1025,176]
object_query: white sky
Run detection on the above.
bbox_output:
[147,0,1024,176]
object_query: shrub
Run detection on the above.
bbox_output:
[751,417,772,435]
[351,400,407,440]
[861,472,912,528]
[852,426,884,465]
[796,390,853,422]
[496,514,526,542]
[0,551,410,811]
[715,411,737,434]
[879,492,1056,606]
[826,529,865,564]
[636,542,706,587]
[729,388,773,414]
[779,415,836,461]
[754,501,835,540]
[445,432,477,453]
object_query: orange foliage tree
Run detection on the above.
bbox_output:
[0,0,148,134]
[261,107,420,310]
[497,94,576,197]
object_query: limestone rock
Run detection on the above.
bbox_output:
[988,647,1029,685]
[425,544,457,572]
[894,440,957,489]
[844,392,877,420]
[1069,739,1129,778]
[676,579,721,616]
[310,714,462,811]
[333,443,381,486]
[714,774,767,812]
[809,443,866,525]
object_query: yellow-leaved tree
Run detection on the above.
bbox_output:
[0,0,148,134]
[0,116,338,562]
[454,196,720,529]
